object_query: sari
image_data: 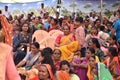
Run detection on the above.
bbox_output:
[27,68,39,80]
[97,63,113,80]
[0,42,21,80]
[59,41,79,61]
[110,57,120,79]
[73,57,88,80]
[0,14,12,46]
[87,63,113,80]
[55,33,75,45]
[43,64,55,80]
[56,71,69,80]
[104,56,120,79]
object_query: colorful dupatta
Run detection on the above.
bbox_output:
[97,63,113,80]
[0,14,12,46]
[43,64,55,80]
[59,41,79,61]
[59,34,74,45]
[110,57,120,79]
[56,71,69,80]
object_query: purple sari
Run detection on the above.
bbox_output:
[73,57,88,80]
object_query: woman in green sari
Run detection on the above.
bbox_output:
[87,56,113,80]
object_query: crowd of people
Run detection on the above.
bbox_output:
[0,3,120,80]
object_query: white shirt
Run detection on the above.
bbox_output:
[3,11,11,18]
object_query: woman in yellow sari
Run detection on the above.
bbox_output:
[55,25,75,47]
[59,41,79,61]
[55,25,78,61]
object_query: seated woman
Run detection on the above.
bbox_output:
[23,47,56,80]
[52,49,62,70]
[37,64,55,80]
[59,60,80,80]
[87,56,113,80]
[13,22,32,65]
[55,25,75,47]
[59,41,79,61]
[17,42,41,70]
[104,47,120,79]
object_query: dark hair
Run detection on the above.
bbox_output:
[53,49,62,56]
[108,47,118,57]
[5,6,8,8]
[41,3,44,6]
[91,38,100,48]
[0,10,2,14]
[42,47,53,55]
[62,25,70,30]
[20,22,30,33]
[95,19,101,24]
[107,21,113,26]
[56,12,59,15]
[89,56,96,60]
[100,25,105,31]
[41,50,56,74]
[87,47,95,54]
[31,42,40,49]
[60,60,75,74]
[75,17,83,23]
[53,18,58,25]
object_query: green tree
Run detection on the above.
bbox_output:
[112,2,120,7]
[12,8,21,15]
[28,7,36,13]
[69,3,77,12]
[84,4,91,9]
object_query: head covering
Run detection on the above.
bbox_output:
[97,63,113,80]
[56,71,69,80]
[0,14,12,46]
[42,64,55,80]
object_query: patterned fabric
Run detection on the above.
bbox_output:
[0,14,12,46]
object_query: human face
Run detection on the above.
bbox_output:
[73,51,81,59]
[38,54,44,62]
[85,49,92,58]
[38,65,50,80]
[61,64,70,73]
[31,45,39,54]
[74,21,80,27]
[51,19,55,25]
[35,17,39,23]
[22,24,29,32]
[96,20,101,27]
[63,26,70,35]
[89,57,96,68]
[89,40,94,48]
[53,49,61,61]
[108,37,114,45]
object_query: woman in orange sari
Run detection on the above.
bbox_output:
[37,64,55,80]
[107,47,120,79]
[0,14,12,46]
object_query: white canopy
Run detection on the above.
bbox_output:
[0,0,44,3]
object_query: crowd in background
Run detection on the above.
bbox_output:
[0,3,120,80]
